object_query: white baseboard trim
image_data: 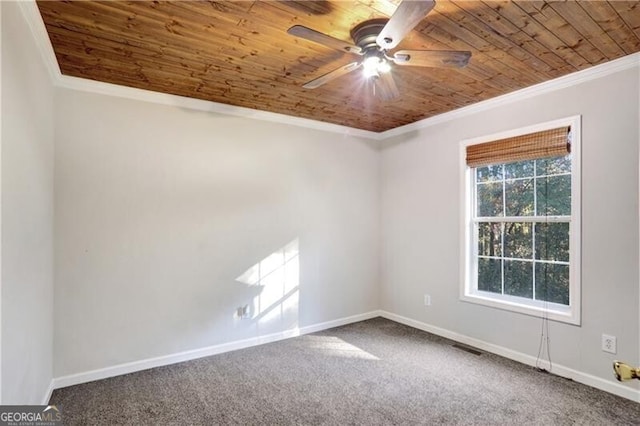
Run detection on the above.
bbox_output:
[52,310,381,390]
[379,310,640,403]
[50,310,639,402]
[42,379,54,405]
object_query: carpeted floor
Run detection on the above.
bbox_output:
[50,317,639,425]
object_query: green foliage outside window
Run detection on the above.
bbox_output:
[474,155,571,306]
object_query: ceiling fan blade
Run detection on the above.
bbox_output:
[376,0,435,50]
[303,62,361,89]
[373,71,400,102]
[392,50,471,68]
[288,25,362,55]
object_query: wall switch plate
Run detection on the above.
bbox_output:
[424,294,431,306]
[602,334,616,354]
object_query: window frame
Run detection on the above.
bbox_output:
[459,116,581,325]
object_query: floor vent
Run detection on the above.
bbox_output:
[452,343,482,356]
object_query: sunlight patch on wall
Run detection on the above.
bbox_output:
[236,239,299,331]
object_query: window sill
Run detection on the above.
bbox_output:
[460,290,580,325]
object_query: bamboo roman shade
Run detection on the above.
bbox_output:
[466,126,571,168]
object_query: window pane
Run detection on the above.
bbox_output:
[476,165,503,182]
[536,175,571,216]
[477,182,503,217]
[478,258,501,294]
[536,155,571,176]
[504,260,533,299]
[504,222,533,259]
[505,179,534,216]
[535,223,569,262]
[535,263,570,305]
[478,223,502,257]
[505,160,534,179]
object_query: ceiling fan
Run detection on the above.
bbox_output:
[287,0,471,101]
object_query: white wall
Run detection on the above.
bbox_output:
[54,89,379,377]
[380,65,640,392]
[1,1,55,403]
[3,0,639,401]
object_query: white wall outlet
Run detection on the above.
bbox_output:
[424,294,431,306]
[602,334,616,354]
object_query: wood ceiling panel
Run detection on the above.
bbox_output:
[609,1,640,42]
[37,1,640,133]
[516,1,606,64]
[577,1,640,55]
[549,1,625,59]
[450,1,573,76]
[482,1,588,71]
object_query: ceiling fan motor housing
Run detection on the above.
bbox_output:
[350,19,389,53]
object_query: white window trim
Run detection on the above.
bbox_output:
[459,115,582,325]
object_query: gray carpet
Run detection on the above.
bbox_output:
[50,317,639,425]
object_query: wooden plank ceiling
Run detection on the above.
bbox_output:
[37,1,640,133]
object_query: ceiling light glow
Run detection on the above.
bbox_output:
[363,55,391,78]
[363,56,381,78]
[378,60,391,73]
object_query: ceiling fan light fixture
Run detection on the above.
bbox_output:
[363,55,381,78]
[288,0,471,98]
[363,55,391,78]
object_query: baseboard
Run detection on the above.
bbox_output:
[379,310,640,403]
[42,379,55,405]
[52,310,381,390]
[50,309,638,402]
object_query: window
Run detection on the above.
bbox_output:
[460,116,581,325]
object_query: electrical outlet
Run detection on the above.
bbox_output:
[602,334,616,354]
[237,305,250,319]
[424,294,431,306]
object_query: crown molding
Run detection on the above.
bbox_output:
[16,0,379,141]
[56,75,379,139]
[17,1,640,144]
[379,52,640,141]
[17,0,62,83]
